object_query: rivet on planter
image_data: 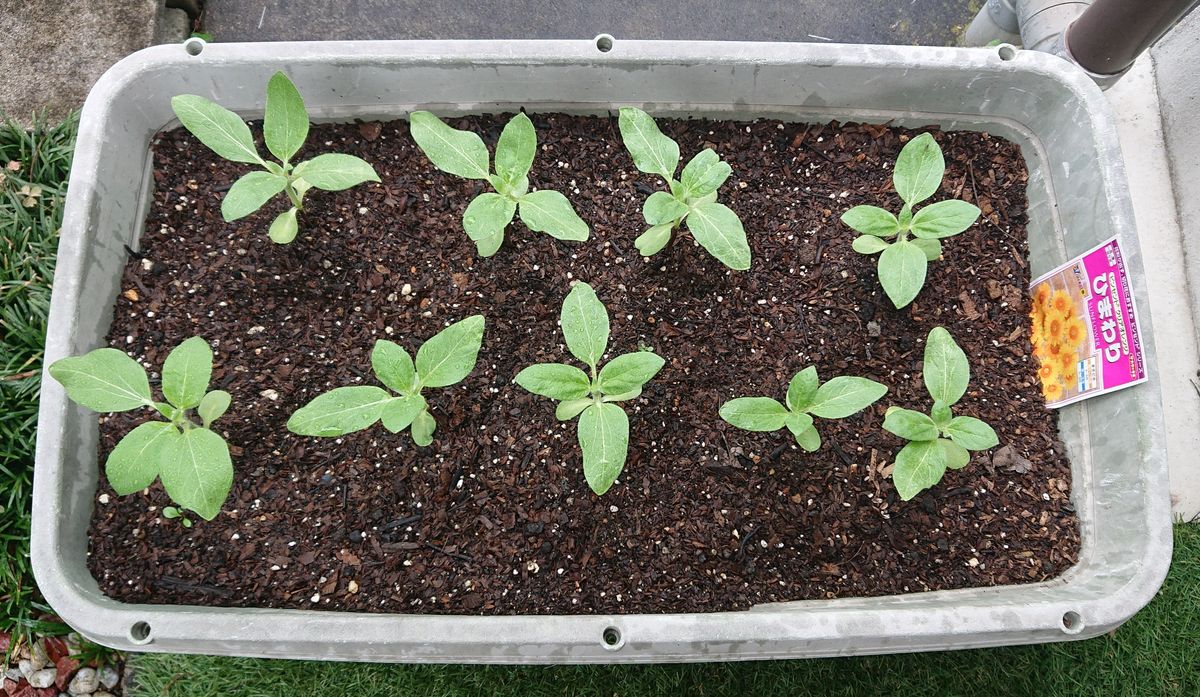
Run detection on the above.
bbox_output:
[183,37,206,56]
[601,625,624,650]
[129,620,153,645]
[1060,611,1084,634]
[594,34,615,53]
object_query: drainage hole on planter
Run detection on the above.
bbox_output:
[183,37,206,56]
[601,626,623,650]
[996,44,1018,61]
[595,34,614,53]
[1061,611,1084,634]
[129,621,153,645]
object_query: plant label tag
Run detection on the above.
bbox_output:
[1028,236,1147,408]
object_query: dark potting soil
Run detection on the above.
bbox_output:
[88,114,1079,614]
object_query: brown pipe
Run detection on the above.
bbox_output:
[1067,0,1200,75]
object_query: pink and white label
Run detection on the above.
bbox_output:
[1028,237,1147,408]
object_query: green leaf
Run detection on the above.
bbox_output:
[294,154,379,191]
[931,401,953,427]
[292,178,312,199]
[893,132,944,206]
[494,112,536,184]
[162,337,212,410]
[154,402,176,420]
[852,235,891,255]
[411,408,436,446]
[679,149,732,198]
[892,439,948,501]
[221,171,286,221]
[940,438,971,470]
[883,407,939,441]
[517,190,589,241]
[602,388,641,402]
[924,327,970,406]
[784,412,815,445]
[197,390,231,427]
[159,427,233,520]
[415,315,485,388]
[286,386,391,436]
[643,191,687,226]
[491,173,528,198]
[560,282,609,368]
[105,421,175,495]
[635,223,673,256]
[910,199,981,239]
[786,367,819,412]
[268,207,299,244]
[944,416,999,451]
[719,397,789,432]
[462,192,516,242]
[515,363,591,401]
[381,394,426,433]
[841,205,899,237]
[264,71,309,162]
[807,376,887,419]
[792,422,822,452]
[556,398,592,421]
[877,240,928,308]
[617,107,679,180]
[911,237,943,261]
[578,402,629,495]
[170,94,263,165]
[371,340,416,394]
[49,348,151,412]
[596,351,665,396]
[685,201,751,271]
[408,111,490,180]
[475,231,504,257]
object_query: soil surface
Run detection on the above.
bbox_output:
[89,114,1079,614]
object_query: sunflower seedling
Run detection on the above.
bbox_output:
[720,367,886,451]
[617,107,750,270]
[841,133,981,308]
[409,111,589,256]
[48,337,234,521]
[515,282,665,495]
[171,71,380,244]
[288,315,485,446]
[884,327,999,500]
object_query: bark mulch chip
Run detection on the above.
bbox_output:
[88,114,1079,614]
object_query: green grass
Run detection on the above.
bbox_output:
[130,524,1198,697]
[0,112,78,643]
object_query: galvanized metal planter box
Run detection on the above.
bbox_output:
[33,39,1170,662]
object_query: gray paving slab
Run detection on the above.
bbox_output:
[202,0,975,45]
[0,0,188,123]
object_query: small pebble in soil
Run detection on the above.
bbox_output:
[98,666,119,690]
[28,668,56,688]
[68,667,98,695]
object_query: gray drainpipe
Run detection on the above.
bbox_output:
[963,0,1200,88]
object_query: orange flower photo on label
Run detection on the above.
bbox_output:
[1050,289,1073,318]
[1064,317,1088,350]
